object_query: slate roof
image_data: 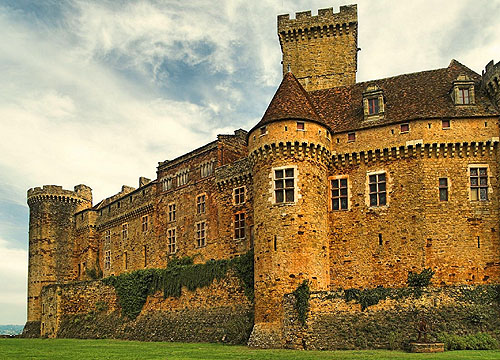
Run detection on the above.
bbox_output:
[251,72,326,133]
[309,60,499,133]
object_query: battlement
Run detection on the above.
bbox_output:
[482,59,500,108]
[27,184,92,205]
[278,5,357,36]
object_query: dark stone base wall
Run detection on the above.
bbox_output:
[20,321,41,338]
[57,307,254,344]
[283,286,500,350]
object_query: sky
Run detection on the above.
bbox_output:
[0,0,499,325]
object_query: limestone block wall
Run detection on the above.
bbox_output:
[328,142,500,289]
[40,273,253,344]
[282,286,500,350]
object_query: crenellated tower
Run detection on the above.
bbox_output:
[25,185,92,330]
[278,5,358,91]
[482,59,500,109]
[247,72,332,347]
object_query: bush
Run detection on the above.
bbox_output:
[407,268,434,288]
[437,332,499,350]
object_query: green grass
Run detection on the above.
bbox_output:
[1,339,500,360]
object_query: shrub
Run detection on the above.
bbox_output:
[437,332,498,350]
[407,268,434,288]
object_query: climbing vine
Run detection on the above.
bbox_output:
[103,251,254,319]
[293,280,310,326]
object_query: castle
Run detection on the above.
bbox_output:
[24,5,500,349]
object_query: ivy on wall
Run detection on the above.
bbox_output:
[103,251,254,319]
[293,280,310,326]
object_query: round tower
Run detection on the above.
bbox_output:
[25,185,92,327]
[247,72,332,347]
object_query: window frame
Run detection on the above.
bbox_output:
[368,97,379,115]
[142,215,148,232]
[469,165,489,201]
[168,203,176,222]
[347,132,356,142]
[296,121,305,131]
[195,221,207,248]
[167,227,177,254]
[272,166,297,205]
[330,175,349,211]
[367,171,388,208]
[196,193,206,214]
[439,177,449,201]
[442,119,450,129]
[104,250,111,270]
[234,212,246,240]
[400,123,409,133]
[122,223,128,240]
[233,186,246,205]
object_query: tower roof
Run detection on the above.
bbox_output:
[250,72,326,133]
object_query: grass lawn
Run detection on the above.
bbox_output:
[1,339,500,360]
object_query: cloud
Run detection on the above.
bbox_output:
[0,237,27,323]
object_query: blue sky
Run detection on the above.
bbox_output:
[0,0,499,325]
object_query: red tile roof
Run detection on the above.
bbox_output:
[251,72,326,133]
[309,60,499,133]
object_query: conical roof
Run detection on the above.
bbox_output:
[250,72,326,133]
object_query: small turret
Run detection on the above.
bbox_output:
[482,60,500,109]
[25,184,92,334]
[278,5,358,91]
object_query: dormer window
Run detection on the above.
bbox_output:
[363,85,384,119]
[260,126,267,136]
[451,75,475,105]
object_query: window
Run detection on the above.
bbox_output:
[142,215,148,232]
[274,167,295,203]
[200,162,214,178]
[117,201,120,209]
[176,170,189,187]
[104,250,111,270]
[457,88,470,104]
[197,194,206,214]
[168,203,176,222]
[162,177,173,191]
[122,223,128,240]
[167,228,176,254]
[442,119,450,129]
[234,213,245,239]
[105,230,111,247]
[368,98,379,115]
[470,167,488,201]
[234,186,245,205]
[400,123,409,133]
[196,221,206,247]
[297,122,305,130]
[439,178,448,201]
[331,178,348,210]
[369,172,387,207]
[347,132,356,142]
[123,251,128,270]
[260,126,267,135]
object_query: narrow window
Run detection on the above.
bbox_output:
[369,173,387,207]
[442,119,450,129]
[297,122,305,130]
[122,223,128,239]
[400,123,409,133]
[162,177,173,191]
[347,132,356,142]
[274,168,295,203]
[284,126,288,131]
[234,213,245,239]
[167,228,176,254]
[143,245,147,267]
[117,201,120,209]
[368,98,379,114]
[477,236,480,248]
[274,235,277,251]
[485,122,488,127]
[196,222,206,247]
[123,252,128,270]
[470,167,488,201]
[201,162,213,178]
[104,250,111,270]
[168,203,176,222]
[439,178,448,201]
[129,196,133,203]
[378,233,383,246]
[197,194,206,214]
[234,186,245,205]
[331,178,348,210]
[78,263,81,277]
[260,126,267,135]
[105,230,111,247]
[142,215,148,232]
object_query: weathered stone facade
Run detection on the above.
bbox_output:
[24,4,500,349]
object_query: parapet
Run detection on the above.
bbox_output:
[278,4,357,35]
[481,60,500,107]
[27,184,93,205]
